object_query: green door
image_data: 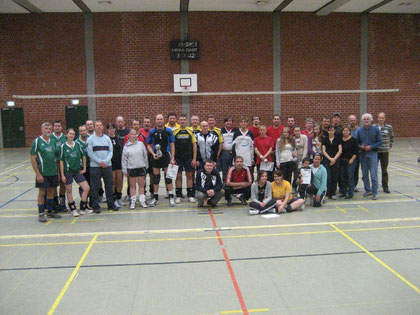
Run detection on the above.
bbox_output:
[1,107,26,148]
[65,106,88,136]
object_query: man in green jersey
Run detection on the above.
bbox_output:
[30,122,61,222]
[50,120,67,212]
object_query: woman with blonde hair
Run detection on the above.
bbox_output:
[275,127,296,183]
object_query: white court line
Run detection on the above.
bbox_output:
[0,217,419,240]
[389,164,420,176]
[13,89,399,99]
[0,162,28,177]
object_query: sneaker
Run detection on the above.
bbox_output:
[71,210,79,217]
[150,198,158,207]
[188,197,196,203]
[169,197,175,207]
[238,195,248,205]
[136,197,140,205]
[226,199,232,206]
[38,213,47,223]
[363,192,372,197]
[338,194,346,198]
[47,211,61,219]
[140,201,148,208]
[383,188,390,193]
[100,196,107,203]
[118,199,126,206]
[165,191,169,199]
[372,195,378,200]
[330,195,337,200]
[207,201,217,208]
[114,200,121,209]
[84,209,94,215]
[129,197,136,210]
[108,205,120,211]
[93,208,101,214]
[249,209,259,215]
[175,197,182,204]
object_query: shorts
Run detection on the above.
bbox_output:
[128,167,147,177]
[151,153,171,169]
[35,175,59,189]
[176,156,193,172]
[112,158,122,171]
[64,173,86,185]
[288,197,300,204]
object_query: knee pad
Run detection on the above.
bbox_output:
[164,177,172,185]
[153,174,161,185]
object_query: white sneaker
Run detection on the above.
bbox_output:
[71,210,79,217]
[136,196,141,205]
[330,195,337,200]
[114,200,121,209]
[117,199,126,206]
[79,210,86,215]
[175,197,182,204]
[169,197,175,207]
[129,196,136,210]
[100,196,107,203]
[165,191,169,199]
[249,209,259,215]
[149,198,158,207]
[188,197,196,203]
[84,209,94,214]
[140,201,148,208]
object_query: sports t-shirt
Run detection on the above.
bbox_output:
[59,142,85,173]
[221,127,238,152]
[110,136,122,165]
[165,122,180,131]
[272,180,293,202]
[249,126,260,138]
[30,136,58,176]
[173,127,196,159]
[50,133,67,155]
[266,125,284,144]
[226,166,252,184]
[209,127,224,144]
[75,137,89,163]
[254,136,274,164]
[146,127,175,154]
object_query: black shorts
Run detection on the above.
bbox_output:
[35,175,59,189]
[112,158,122,171]
[176,156,193,172]
[128,167,147,177]
[151,153,171,169]
[64,173,86,185]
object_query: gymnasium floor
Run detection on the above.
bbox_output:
[0,138,419,315]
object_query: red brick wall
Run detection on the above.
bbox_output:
[367,14,420,135]
[0,12,418,146]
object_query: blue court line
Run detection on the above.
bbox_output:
[0,188,33,209]
[393,190,420,203]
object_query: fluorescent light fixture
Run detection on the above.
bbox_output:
[71,99,80,105]
[6,101,15,107]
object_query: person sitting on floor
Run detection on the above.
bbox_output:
[272,170,305,213]
[225,156,253,206]
[249,171,277,215]
[195,159,224,207]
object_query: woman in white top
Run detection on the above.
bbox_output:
[122,129,149,209]
[309,124,323,158]
[275,127,296,183]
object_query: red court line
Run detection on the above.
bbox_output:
[209,208,249,315]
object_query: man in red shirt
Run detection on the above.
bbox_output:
[254,125,274,181]
[248,116,261,139]
[123,119,145,145]
[287,116,296,135]
[225,156,253,206]
[266,114,284,144]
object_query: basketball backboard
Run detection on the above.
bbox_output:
[174,74,198,92]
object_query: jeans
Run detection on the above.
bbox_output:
[90,167,114,210]
[378,152,389,190]
[196,190,224,206]
[352,156,359,189]
[360,151,379,196]
[340,159,356,197]
[220,150,235,182]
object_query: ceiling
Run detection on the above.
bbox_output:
[1,0,419,14]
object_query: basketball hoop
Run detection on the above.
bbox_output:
[181,85,190,91]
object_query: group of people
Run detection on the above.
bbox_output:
[30,111,393,222]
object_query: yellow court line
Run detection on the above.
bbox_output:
[70,217,78,225]
[45,219,54,226]
[1,216,420,240]
[330,224,420,295]
[48,234,98,315]
[2,225,420,248]
[221,308,270,314]
[46,219,104,224]
[356,204,370,212]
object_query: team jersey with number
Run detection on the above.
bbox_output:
[173,127,196,159]
[146,127,175,154]
[30,136,58,176]
[59,142,85,173]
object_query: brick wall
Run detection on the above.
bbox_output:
[0,12,418,146]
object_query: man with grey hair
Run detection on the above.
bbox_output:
[357,113,382,200]
[374,112,394,193]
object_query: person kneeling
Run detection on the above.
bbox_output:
[195,160,224,207]
[297,154,327,207]
[272,170,304,213]
[225,156,252,206]
[249,171,277,215]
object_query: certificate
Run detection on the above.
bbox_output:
[260,161,274,171]
[166,164,179,179]
[301,168,312,185]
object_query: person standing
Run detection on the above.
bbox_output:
[107,123,124,208]
[357,113,382,200]
[275,127,296,183]
[348,114,360,191]
[248,116,261,139]
[115,116,130,142]
[30,122,61,222]
[301,118,314,138]
[308,124,323,159]
[50,120,67,212]
[322,126,342,200]
[87,120,119,213]
[122,129,149,209]
[173,114,197,203]
[232,118,254,175]
[165,113,180,131]
[374,112,394,193]
[140,117,154,197]
[146,114,176,207]
[220,116,238,182]
[189,115,201,135]
[340,127,358,199]
[196,121,219,167]
[254,125,274,181]
[266,114,284,146]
